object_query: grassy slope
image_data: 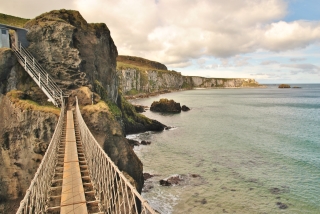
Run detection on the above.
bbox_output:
[117,55,165,71]
[117,55,182,79]
[0,13,29,28]
[7,90,60,116]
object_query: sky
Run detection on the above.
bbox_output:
[1,0,320,83]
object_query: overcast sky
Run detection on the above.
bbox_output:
[1,0,320,83]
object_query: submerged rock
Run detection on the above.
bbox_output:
[276,202,288,209]
[150,98,181,113]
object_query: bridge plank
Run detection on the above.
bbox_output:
[60,110,88,214]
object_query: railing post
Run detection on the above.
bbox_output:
[24,56,26,69]
[47,74,48,84]
[39,72,41,87]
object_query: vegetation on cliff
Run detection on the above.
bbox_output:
[117,55,167,71]
[0,13,29,27]
[7,90,60,116]
[117,94,166,134]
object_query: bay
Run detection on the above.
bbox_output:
[129,84,320,214]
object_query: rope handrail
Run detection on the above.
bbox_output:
[75,97,156,214]
[16,98,65,214]
[11,42,63,106]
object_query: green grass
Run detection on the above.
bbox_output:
[127,89,139,95]
[117,57,181,77]
[7,90,60,116]
[0,13,29,28]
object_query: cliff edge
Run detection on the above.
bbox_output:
[117,55,261,96]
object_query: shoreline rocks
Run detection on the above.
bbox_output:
[127,139,152,148]
[160,175,183,186]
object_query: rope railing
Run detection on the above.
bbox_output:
[11,42,64,106]
[75,97,156,214]
[16,98,65,214]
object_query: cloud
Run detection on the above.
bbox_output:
[0,0,76,18]
[262,21,320,51]
[281,63,320,74]
[73,0,293,66]
[260,60,279,65]
[290,57,306,62]
[2,0,320,71]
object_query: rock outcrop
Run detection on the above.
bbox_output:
[181,105,190,111]
[278,84,291,88]
[117,95,166,134]
[117,55,261,96]
[25,9,118,103]
[150,99,181,113]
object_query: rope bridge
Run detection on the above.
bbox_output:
[13,43,156,214]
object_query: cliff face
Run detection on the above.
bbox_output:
[117,55,260,95]
[0,10,146,206]
[0,94,58,202]
[24,9,118,103]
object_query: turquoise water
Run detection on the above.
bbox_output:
[129,85,320,214]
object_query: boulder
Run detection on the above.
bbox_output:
[141,140,151,145]
[143,173,154,181]
[181,105,190,111]
[150,98,181,113]
[159,175,183,186]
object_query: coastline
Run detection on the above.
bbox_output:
[124,85,266,100]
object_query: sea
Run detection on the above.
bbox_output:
[127,84,320,214]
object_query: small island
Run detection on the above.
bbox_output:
[278,84,291,88]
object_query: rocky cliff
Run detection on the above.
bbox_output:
[117,55,260,95]
[24,9,118,103]
[0,93,58,203]
[0,10,150,209]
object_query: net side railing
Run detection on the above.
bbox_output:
[75,97,156,214]
[11,42,63,107]
[16,99,65,214]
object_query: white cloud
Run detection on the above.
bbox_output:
[73,0,320,68]
[262,21,320,51]
[281,63,320,74]
[1,0,320,75]
[260,60,279,65]
[290,57,306,62]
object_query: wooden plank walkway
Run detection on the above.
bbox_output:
[60,110,88,214]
